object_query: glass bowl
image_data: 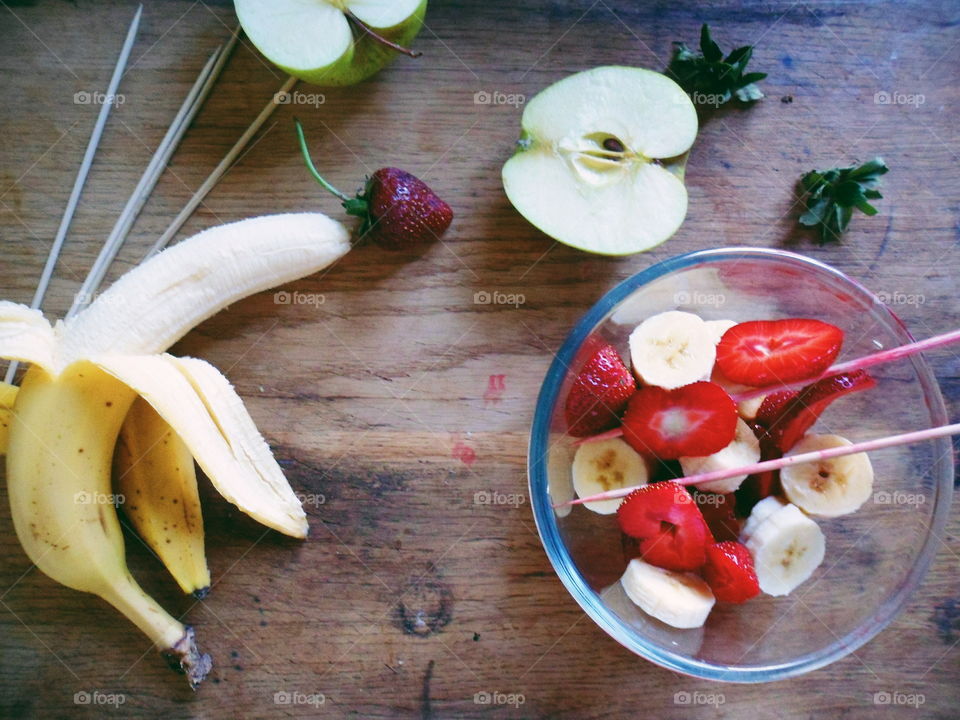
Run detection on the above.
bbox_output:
[528,247,952,682]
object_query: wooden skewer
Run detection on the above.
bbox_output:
[67,24,243,319]
[143,74,298,260]
[4,4,141,384]
[556,422,960,508]
[67,45,222,317]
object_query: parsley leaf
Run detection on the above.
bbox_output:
[668,24,768,106]
[798,158,888,244]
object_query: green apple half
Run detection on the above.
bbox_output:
[502,66,698,256]
[236,0,426,87]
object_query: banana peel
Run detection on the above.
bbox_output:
[0,212,350,687]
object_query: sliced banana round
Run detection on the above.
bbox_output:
[680,418,759,493]
[704,318,737,346]
[628,310,716,390]
[781,433,874,517]
[547,434,576,518]
[620,558,715,629]
[739,495,787,544]
[745,502,825,596]
[736,394,766,421]
[572,438,647,514]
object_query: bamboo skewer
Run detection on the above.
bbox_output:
[4,4,142,384]
[557,422,960,508]
[67,24,242,319]
[67,45,222,317]
[143,74,299,260]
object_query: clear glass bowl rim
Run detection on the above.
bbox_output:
[527,246,953,683]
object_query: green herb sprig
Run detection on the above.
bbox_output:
[799,158,889,244]
[668,24,767,105]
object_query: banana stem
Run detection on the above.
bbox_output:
[731,328,960,403]
[344,10,422,58]
[557,421,960,508]
[101,575,211,688]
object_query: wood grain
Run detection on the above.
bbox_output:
[1,0,958,717]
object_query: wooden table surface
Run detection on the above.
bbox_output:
[1,0,958,717]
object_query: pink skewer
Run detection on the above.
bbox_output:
[572,427,624,446]
[555,422,960,509]
[731,328,960,403]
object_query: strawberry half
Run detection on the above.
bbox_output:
[716,319,844,387]
[760,370,876,452]
[621,381,737,460]
[563,343,637,437]
[617,482,712,571]
[702,542,760,603]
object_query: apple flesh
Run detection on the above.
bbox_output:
[236,0,426,87]
[502,66,698,256]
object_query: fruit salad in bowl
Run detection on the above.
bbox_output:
[528,247,952,682]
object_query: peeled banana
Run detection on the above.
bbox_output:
[0,212,350,687]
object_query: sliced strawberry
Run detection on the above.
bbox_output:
[564,343,637,437]
[762,370,876,452]
[703,542,760,603]
[716,319,844,387]
[755,390,799,430]
[616,482,712,571]
[692,491,740,542]
[621,381,737,460]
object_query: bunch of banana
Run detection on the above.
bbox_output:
[0,213,350,688]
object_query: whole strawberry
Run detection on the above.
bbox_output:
[296,120,453,248]
[353,168,453,248]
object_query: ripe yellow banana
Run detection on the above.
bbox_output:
[0,212,351,687]
[0,380,16,455]
[116,397,210,597]
[7,362,212,686]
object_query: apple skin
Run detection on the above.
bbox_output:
[239,0,426,87]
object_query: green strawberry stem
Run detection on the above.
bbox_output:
[295,119,370,218]
[344,10,422,59]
